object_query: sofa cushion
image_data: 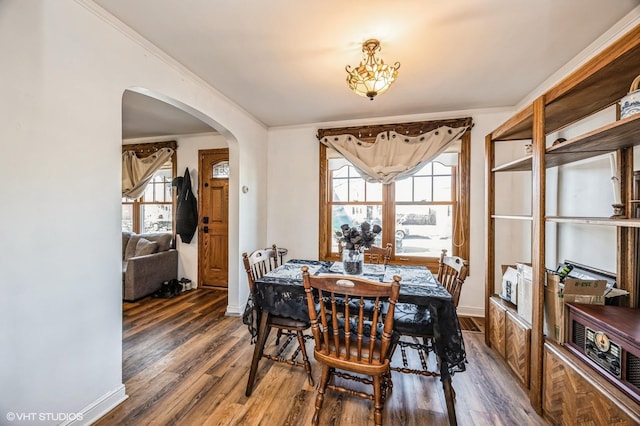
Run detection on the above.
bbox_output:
[124,235,142,261]
[122,231,133,259]
[124,232,172,260]
[138,232,173,252]
[135,238,158,256]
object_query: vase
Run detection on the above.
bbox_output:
[342,248,364,275]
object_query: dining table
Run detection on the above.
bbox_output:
[243,258,467,424]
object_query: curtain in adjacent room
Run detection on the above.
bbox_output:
[122,148,174,199]
[319,125,468,184]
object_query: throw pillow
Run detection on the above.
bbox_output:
[135,238,158,256]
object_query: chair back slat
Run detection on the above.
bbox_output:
[366,243,393,266]
[242,244,279,292]
[302,267,400,366]
[436,249,468,308]
[331,291,340,355]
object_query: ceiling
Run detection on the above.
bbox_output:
[102,0,639,138]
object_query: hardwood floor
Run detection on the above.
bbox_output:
[96,289,548,425]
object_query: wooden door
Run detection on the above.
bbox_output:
[198,149,229,288]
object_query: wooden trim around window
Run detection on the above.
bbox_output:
[318,145,333,260]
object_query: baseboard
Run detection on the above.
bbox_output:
[225,304,244,317]
[62,384,128,426]
[457,306,484,318]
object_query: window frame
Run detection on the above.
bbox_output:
[318,124,470,272]
[122,141,177,236]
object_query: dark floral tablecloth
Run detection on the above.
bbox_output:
[243,259,466,378]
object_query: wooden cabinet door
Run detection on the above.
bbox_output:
[506,311,531,388]
[489,297,507,358]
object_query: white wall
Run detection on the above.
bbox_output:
[266,109,512,317]
[0,2,266,424]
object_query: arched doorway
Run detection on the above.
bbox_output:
[121,88,239,296]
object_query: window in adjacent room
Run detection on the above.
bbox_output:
[122,141,177,234]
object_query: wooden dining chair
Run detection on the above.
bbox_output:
[390,249,468,374]
[243,244,314,397]
[302,266,401,426]
[367,243,393,266]
[437,249,468,308]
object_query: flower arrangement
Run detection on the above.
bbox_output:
[336,221,381,274]
[337,221,382,250]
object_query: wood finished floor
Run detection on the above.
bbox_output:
[95,289,548,426]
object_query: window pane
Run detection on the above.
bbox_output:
[413,176,432,202]
[395,177,413,202]
[141,204,173,233]
[349,179,365,201]
[164,181,173,200]
[433,176,452,201]
[143,182,155,200]
[212,160,229,178]
[332,177,348,202]
[365,181,382,202]
[395,204,452,257]
[141,167,173,203]
[122,204,133,232]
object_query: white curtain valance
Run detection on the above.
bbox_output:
[320,125,468,184]
[122,148,174,199]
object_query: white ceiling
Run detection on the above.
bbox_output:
[122,90,215,139]
[102,0,640,137]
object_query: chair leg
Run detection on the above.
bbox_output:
[296,331,314,386]
[312,365,332,426]
[373,374,383,426]
[246,312,272,397]
[275,328,283,345]
[443,377,457,426]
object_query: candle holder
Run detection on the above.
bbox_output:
[611,203,625,218]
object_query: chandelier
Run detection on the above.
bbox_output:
[346,39,400,100]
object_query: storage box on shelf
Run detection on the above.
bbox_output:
[544,273,607,344]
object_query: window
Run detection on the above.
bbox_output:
[122,141,177,234]
[319,123,470,271]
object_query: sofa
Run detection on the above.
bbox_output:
[122,231,178,301]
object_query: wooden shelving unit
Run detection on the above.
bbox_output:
[485,23,640,421]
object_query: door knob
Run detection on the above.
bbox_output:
[203,226,209,233]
